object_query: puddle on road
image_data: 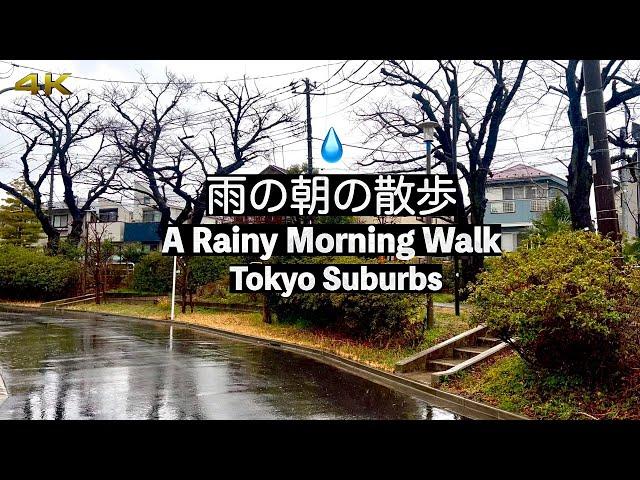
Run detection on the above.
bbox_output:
[0,310,463,420]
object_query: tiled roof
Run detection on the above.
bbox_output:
[489,164,560,182]
[259,164,288,174]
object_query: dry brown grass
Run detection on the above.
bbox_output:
[0,300,42,307]
[69,301,469,372]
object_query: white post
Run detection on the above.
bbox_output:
[170,255,177,321]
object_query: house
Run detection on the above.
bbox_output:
[43,191,184,251]
[218,164,290,225]
[614,181,639,240]
[483,164,568,251]
[41,167,291,249]
[259,164,288,175]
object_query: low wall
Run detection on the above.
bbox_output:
[63,294,262,313]
[0,370,7,407]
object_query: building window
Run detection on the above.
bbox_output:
[142,210,161,223]
[531,199,548,212]
[502,187,513,200]
[490,201,516,214]
[526,186,547,199]
[53,214,68,228]
[99,209,118,222]
[513,186,525,199]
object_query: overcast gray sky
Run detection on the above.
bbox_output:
[1,59,634,220]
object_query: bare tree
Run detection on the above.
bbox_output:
[545,60,640,230]
[85,219,114,304]
[358,60,528,280]
[178,78,300,224]
[176,256,194,314]
[0,93,122,249]
[105,73,195,236]
[108,74,299,234]
[0,129,58,251]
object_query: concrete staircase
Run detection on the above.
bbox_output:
[40,293,95,309]
[394,325,507,386]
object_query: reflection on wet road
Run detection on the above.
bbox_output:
[0,311,462,420]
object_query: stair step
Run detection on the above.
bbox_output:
[454,346,488,359]
[428,357,465,372]
[401,371,433,385]
[477,336,501,346]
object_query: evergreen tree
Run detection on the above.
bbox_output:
[0,179,43,246]
[522,196,571,246]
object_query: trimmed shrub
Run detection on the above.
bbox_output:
[436,260,455,293]
[469,231,639,380]
[267,256,426,345]
[130,252,173,294]
[189,256,238,288]
[121,242,147,264]
[0,245,80,300]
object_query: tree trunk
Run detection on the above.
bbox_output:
[567,124,593,230]
[190,190,207,225]
[67,217,84,246]
[35,208,60,255]
[262,297,272,324]
[46,231,61,255]
[443,152,468,226]
[191,206,206,226]
[469,174,488,225]
[461,171,489,287]
[158,208,172,240]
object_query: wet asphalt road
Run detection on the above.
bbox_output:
[0,310,461,420]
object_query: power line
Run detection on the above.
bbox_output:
[0,60,346,85]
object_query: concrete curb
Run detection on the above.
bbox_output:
[0,303,529,420]
[0,369,7,408]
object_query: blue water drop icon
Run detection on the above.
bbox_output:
[321,127,343,163]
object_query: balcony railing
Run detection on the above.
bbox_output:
[489,201,516,214]
[489,199,549,214]
[530,199,548,212]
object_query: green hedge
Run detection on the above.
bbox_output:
[130,252,173,294]
[469,231,640,381]
[189,256,238,288]
[267,256,426,345]
[0,245,80,300]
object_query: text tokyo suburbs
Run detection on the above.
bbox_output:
[162,224,502,261]
[206,174,458,216]
[229,264,443,297]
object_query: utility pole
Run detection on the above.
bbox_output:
[304,78,313,175]
[583,60,621,242]
[292,78,324,225]
[293,78,323,175]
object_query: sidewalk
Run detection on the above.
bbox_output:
[434,302,471,311]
